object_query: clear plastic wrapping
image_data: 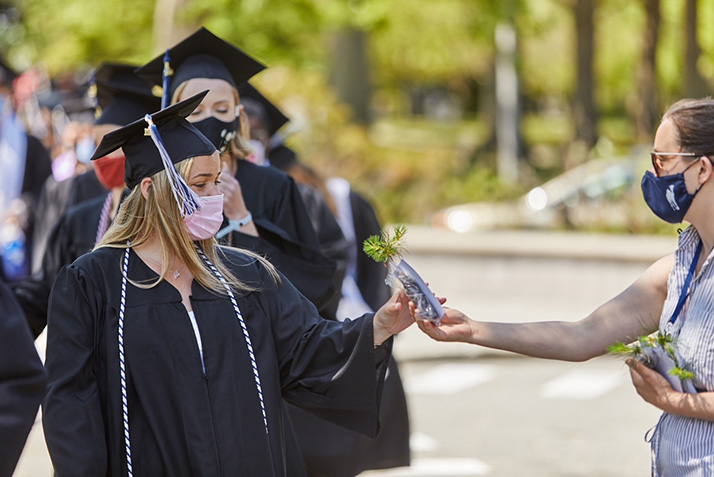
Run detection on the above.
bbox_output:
[386,258,444,325]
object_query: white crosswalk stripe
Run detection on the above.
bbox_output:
[539,369,624,399]
[404,363,496,395]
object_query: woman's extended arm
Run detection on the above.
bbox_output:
[416,253,674,362]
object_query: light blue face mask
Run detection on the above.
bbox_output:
[641,157,702,223]
[75,136,96,164]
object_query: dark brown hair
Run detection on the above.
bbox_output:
[662,98,714,155]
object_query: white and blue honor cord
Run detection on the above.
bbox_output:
[119,246,134,477]
[195,246,269,435]
[117,245,269,476]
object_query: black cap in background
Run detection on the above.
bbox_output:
[92,63,162,126]
[135,27,265,99]
[238,83,289,137]
[91,91,216,188]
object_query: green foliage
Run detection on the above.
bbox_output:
[608,331,696,384]
[363,224,407,264]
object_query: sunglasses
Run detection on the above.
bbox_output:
[650,152,701,177]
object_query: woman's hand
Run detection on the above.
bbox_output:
[411,302,476,344]
[627,358,678,412]
[373,291,413,347]
[219,164,249,220]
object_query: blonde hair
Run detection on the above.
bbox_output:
[172,81,254,160]
[96,157,279,294]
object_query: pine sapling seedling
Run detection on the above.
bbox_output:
[363,225,444,324]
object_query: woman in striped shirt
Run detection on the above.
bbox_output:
[416,98,714,475]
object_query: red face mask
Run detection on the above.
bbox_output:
[93,154,126,190]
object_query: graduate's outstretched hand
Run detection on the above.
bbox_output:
[411,302,476,344]
[373,290,413,347]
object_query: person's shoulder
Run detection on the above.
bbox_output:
[65,194,106,219]
[236,158,291,186]
[218,246,274,284]
[26,134,50,161]
[70,246,123,274]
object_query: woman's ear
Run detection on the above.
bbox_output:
[140,177,153,200]
[699,156,714,185]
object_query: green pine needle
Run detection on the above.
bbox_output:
[363,225,408,263]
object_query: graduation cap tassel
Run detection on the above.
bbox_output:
[144,114,202,217]
[161,50,172,109]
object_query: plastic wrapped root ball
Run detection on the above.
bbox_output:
[386,258,445,325]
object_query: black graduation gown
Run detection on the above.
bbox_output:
[350,191,392,311]
[287,190,410,476]
[65,169,108,209]
[13,193,109,337]
[0,278,46,477]
[295,183,350,320]
[43,246,391,477]
[225,159,339,313]
[31,168,106,273]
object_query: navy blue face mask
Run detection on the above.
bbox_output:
[641,157,702,223]
[192,116,239,154]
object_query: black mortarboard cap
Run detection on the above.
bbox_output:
[135,27,266,99]
[92,63,162,126]
[238,83,289,137]
[268,144,298,172]
[91,91,216,188]
[0,58,18,87]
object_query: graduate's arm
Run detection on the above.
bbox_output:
[259,264,392,437]
[43,264,107,477]
[0,281,46,477]
[416,253,673,362]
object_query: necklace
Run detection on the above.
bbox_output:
[137,250,185,280]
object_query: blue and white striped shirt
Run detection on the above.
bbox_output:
[653,227,714,476]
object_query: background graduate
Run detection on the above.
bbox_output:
[0,277,46,477]
[136,27,346,316]
[42,92,413,476]
[12,63,161,337]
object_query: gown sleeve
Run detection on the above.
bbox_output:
[253,263,392,437]
[43,264,107,477]
[0,279,46,477]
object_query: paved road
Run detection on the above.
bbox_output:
[14,228,679,476]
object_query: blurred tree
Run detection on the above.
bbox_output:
[635,0,660,142]
[684,0,707,98]
[572,0,597,150]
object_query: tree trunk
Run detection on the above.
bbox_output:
[634,0,660,142]
[494,21,520,183]
[684,0,708,98]
[152,0,194,52]
[572,0,597,150]
[329,29,372,125]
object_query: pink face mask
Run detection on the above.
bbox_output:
[183,194,224,241]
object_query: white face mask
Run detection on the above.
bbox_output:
[247,139,267,166]
[183,194,224,240]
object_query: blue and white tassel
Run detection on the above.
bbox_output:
[161,50,172,110]
[144,114,202,217]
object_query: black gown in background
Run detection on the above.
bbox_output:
[12,193,110,337]
[43,246,391,477]
[0,278,46,477]
[226,159,339,312]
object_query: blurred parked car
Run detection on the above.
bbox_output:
[431,156,648,233]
